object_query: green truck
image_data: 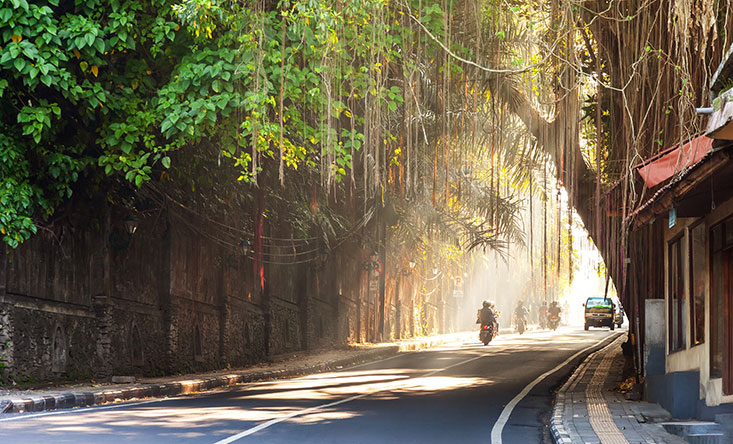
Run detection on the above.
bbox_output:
[583,297,615,330]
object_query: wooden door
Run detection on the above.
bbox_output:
[726,248,733,395]
[710,222,733,394]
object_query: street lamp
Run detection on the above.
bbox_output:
[240,238,251,256]
[124,215,138,235]
[109,214,138,250]
[370,252,379,264]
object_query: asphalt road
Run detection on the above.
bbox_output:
[0,327,619,444]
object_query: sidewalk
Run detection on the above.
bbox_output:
[0,331,471,415]
[551,333,689,444]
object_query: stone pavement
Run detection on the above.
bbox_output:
[551,333,688,444]
[0,331,471,415]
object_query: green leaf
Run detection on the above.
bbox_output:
[161,156,170,168]
[13,57,25,72]
[161,119,172,133]
[94,38,105,53]
[11,0,29,11]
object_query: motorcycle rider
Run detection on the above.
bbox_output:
[514,300,528,327]
[476,300,497,344]
[547,300,562,326]
[489,301,500,334]
[477,300,495,326]
[539,301,548,329]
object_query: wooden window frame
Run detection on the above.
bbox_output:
[689,221,706,346]
[668,235,685,353]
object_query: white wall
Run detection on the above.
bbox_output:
[663,196,733,407]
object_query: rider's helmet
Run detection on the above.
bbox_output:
[482,300,490,308]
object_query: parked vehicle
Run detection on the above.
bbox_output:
[583,297,615,330]
[479,322,495,345]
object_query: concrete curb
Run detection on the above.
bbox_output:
[1,346,397,414]
[1,332,468,415]
[549,333,623,444]
[551,370,576,444]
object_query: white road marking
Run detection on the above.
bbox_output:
[340,349,414,370]
[0,330,613,444]
[0,339,461,425]
[489,332,622,444]
[213,353,487,444]
[0,398,163,422]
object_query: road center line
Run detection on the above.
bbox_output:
[489,332,622,444]
[213,352,487,444]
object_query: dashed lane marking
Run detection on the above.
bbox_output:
[212,353,488,444]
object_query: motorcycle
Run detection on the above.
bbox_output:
[515,316,526,335]
[548,313,560,331]
[539,310,548,329]
[479,323,495,345]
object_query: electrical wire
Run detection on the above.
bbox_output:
[145,186,377,265]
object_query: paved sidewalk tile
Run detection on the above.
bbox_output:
[550,333,688,444]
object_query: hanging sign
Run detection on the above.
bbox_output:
[669,207,677,228]
[453,276,464,298]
